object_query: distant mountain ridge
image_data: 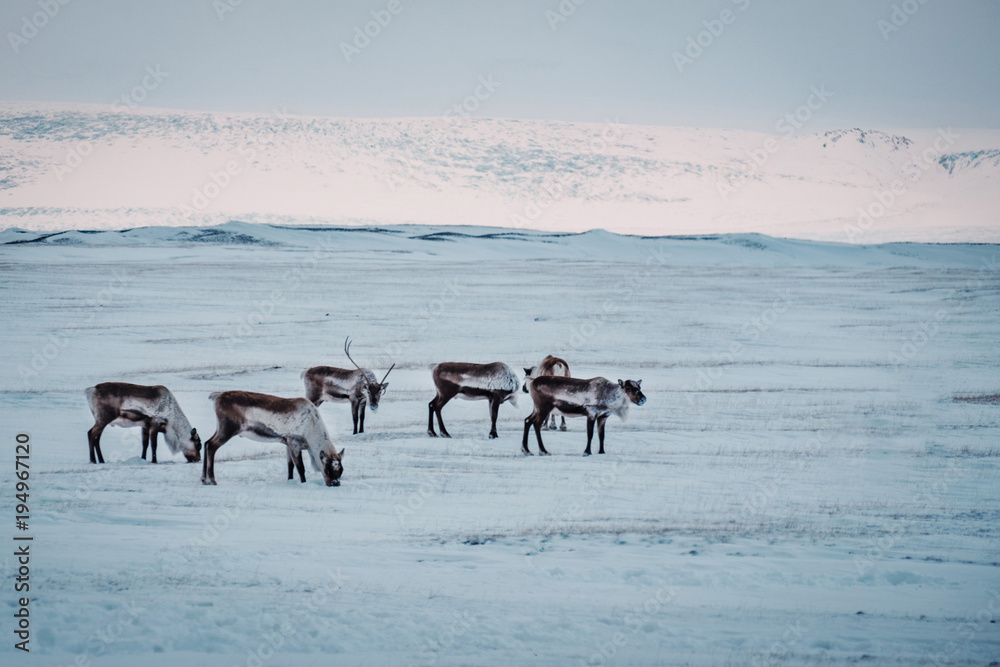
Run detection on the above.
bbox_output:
[1,103,997,242]
[2,220,995,276]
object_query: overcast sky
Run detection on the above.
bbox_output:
[1,0,997,131]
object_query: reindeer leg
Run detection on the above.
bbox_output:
[351,401,360,435]
[427,397,438,437]
[584,417,595,456]
[547,413,557,431]
[294,448,307,484]
[534,410,550,456]
[284,438,307,483]
[88,422,107,464]
[488,397,500,439]
[436,397,452,438]
[203,418,238,485]
[203,438,220,485]
[560,415,567,431]
[306,384,323,407]
[522,412,536,455]
[597,416,608,455]
[150,426,159,464]
[141,424,149,460]
[359,402,366,434]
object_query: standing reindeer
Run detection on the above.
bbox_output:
[428,362,520,439]
[302,338,394,435]
[85,382,201,464]
[201,391,344,486]
[523,355,571,431]
[523,377,646,456]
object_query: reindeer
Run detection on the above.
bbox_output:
[85,382,201,464]
[302,337,393,435]
[522,377,646,456]
[201,391,344,486]
[523,355,571,431]
[428,362,519,439]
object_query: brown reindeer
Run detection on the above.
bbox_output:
[523,355,571,431]
[201,391,344,486]
[85,382,201,464]
[302,337,393,434]
[523,377,646,456]
[428,362,520,439]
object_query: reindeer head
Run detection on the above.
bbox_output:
[319,448,345,487]
[346,337,393,411]
[364,376,390,412]
[522,366,537,393]
[183,428,202,463]
[618,379,646,406]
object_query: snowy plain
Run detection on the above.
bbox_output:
[1,224,999,666]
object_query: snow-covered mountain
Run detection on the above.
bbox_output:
[1,102,998,242]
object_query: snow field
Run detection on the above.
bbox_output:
[0,229,998,665]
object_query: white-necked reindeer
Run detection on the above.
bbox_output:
[85,382,201,464]
[201,391,344,486]
[428,362,519,439]
[523,377,646,456]
[523,354,571,431]
[302,337,393,435]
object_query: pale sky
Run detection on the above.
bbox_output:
[1,0,998,130]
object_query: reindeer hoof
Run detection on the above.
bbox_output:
[440,433,451,439]
[559,426,568,432]
[539,451,551,457]
[489,433,498,440]
[521,449,534,456]
[582,452,591,457]
[427,430,438,438]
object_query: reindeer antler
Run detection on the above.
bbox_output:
[380,363,395,384]
[344,337,362,370]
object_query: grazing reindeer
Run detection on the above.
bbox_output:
[523,355,571,431]
[302,337,393,435]
[201,391,344,486]
[428,362,519,439]
[85,382,201,464]
[523,377,646,456]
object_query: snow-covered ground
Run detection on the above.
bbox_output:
[1,225,998,665]
[1,103,998,242]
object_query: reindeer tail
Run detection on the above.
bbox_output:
[84,386,97,414]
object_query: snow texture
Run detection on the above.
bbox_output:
[1,224,998,665]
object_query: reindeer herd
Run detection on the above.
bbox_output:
[85,340,646,487]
